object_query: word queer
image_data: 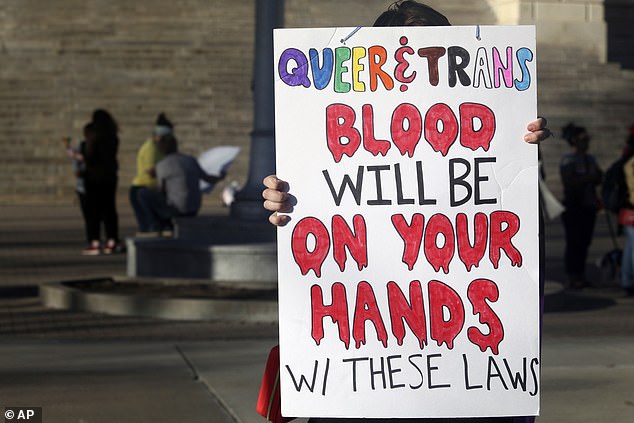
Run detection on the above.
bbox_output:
[291,211,522,277]
[278,40,533,92]
[326,102,496,161]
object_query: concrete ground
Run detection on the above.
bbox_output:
[0,203,633,422]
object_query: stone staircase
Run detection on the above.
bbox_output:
[1,0,631,208]
[2,0,634,283]
[0,0,256,206]
[284,0,497,27]
[536,46,634,198]
[0,0,498,207]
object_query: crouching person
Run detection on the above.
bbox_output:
[136,133,224,235]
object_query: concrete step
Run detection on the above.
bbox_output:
[40,276,279,322]
[172,215,276,243]
[126,237,277,282]
[125,214,278,282]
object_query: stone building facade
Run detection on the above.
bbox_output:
[0,0,632,205]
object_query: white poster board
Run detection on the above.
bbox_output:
[274,25,539,419]
[198,146,240,192]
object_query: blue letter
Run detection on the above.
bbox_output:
[514,47,533,91]
[310,48,334,90]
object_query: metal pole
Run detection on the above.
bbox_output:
[231,0,284,220]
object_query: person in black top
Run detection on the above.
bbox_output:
[82,108,121,255]
[558,122,602,288]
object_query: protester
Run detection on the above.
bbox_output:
[135,133,225,234]
[619,124,634,296]
[261,2,553,422]
[559,122,603,288]
[129,113,171,235]
[82,109,121,255]
[63,125,90,245]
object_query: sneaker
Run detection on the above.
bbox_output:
[102,239,118,255]
[82,241,101,256]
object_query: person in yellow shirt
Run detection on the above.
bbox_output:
[129,113,172,235]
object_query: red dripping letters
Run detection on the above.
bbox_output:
[291,212,520,353]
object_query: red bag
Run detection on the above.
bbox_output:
[256,345,295,423]
[619,208,634,226]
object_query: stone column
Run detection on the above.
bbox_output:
[231,0,284,221]
[486,0,606,62]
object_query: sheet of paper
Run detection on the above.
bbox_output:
[274,25,539,419]
[198,146,240,192]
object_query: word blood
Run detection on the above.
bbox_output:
[326,101,495,161]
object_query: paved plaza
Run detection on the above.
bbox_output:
[0,204,633,422]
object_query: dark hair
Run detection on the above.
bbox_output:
[91,108,118,136]
[90,109,119,160]
[561,122,587,146]
[373,1,450,27]
[157,133,178,155]
[83,122,96,139]
[156,112,173,129]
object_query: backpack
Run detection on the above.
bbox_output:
[602,158,629,213]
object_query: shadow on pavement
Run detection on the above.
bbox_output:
[545,289,617,313]
[0,285,39,298]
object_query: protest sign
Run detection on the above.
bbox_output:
[273,25,539,419]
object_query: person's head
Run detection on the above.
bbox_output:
[83,122,96,142]
[373,1,450,27]
[153,112,174,141]
[91,108,118,136]
[157,133,178,156]
[561,122,590,152]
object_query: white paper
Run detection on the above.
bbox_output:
[197,146,240,192]
[274,25,539,419]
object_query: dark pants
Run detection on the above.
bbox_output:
[561,207,597,278]
[84,178,119,242]
[135,188,194,232]
[130,185,155,232]
[77,191,89,242]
